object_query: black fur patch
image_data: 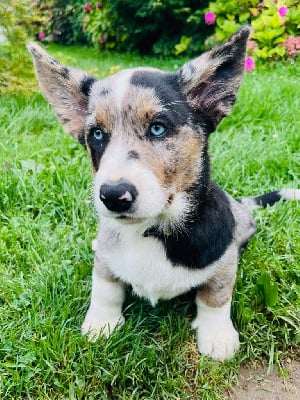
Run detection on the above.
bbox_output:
[131,71,191,127]
[80,75,96,97]
[253,191,282,207]
[144,184,235,269]
[86,128,110,170]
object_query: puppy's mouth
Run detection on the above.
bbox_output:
[115,215,147,224]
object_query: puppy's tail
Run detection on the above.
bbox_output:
[238,189,300,211]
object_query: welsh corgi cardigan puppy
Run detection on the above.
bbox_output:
[28,26,299,361]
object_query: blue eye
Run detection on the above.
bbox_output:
[92,127,104,141]
[150,124,166,138]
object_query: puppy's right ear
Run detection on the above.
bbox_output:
[27,43,96,146]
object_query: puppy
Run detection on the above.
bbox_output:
[28,26,299,361]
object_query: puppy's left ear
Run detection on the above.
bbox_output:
[179,26,250,133]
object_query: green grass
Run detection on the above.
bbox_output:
[0,45,299,399]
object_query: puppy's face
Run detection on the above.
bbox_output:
[86,69,204,222]
[28,27,250,225]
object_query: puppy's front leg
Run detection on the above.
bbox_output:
[82,258,125,342]
[192,260,240,361]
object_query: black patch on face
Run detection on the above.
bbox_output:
[80,75,96,96]
[130,70,191,127]
[144,183,235,269]
[128,150,139,160]
[86,127,110,170]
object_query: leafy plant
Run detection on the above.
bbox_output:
[254,272,279,308]
[206,0,300,61]
[83,0,211,56]
[34,1,88,45]
[82,2,119,50]
[0,1,37,95]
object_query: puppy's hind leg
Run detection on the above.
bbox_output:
[192,253,240,361]
[82,256,125,342]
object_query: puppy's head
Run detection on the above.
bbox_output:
[28,26,250,226]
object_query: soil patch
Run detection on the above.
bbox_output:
[228,360,300,400]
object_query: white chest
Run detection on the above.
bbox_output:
[95,224,223,305]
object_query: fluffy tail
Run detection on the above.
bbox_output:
[238,189,300,211]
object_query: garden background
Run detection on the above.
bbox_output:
[0,0,299,399]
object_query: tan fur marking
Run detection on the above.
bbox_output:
[197,261,237,308]
[160,126,204,191]
[93,86,163,137]
[95,102,119,133]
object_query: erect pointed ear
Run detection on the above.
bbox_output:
[179,26,251,133]
[27,43,96,145]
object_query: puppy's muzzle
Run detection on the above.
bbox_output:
[99,180,138,213]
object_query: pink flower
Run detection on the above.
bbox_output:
[245,56,255,72]
[83,3,92,12]
[38,31,45,41]
[96,3,103,9]
[204,11,216,26]
[99,35,107,44]
[278,6,289,17]
[283,36,300,57]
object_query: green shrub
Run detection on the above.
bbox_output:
[206,0,300,61]
[0,1,37,95]
[35,1,88,45]
[83,0,211,56]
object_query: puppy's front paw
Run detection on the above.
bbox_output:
[81,309,125,342]
[192,318,240,361]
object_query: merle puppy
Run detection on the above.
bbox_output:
[28,26,299,361]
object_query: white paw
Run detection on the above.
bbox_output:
[81,309,125,342]
[192,318,240,361]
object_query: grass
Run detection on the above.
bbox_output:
[0,44,299,399]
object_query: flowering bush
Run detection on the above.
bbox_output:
[83,0,211,55]
[205,0,300,62]
[34,0,88,45]
[82,2,117,50]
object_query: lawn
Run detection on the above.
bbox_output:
[0,44,299,399]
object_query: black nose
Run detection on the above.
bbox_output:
[99,181,138,213]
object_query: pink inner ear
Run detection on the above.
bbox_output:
[188,80,220,111]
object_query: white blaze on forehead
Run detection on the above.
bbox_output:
[112,69,134,109]
[89,69,134,111]
[91,67,163,111]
